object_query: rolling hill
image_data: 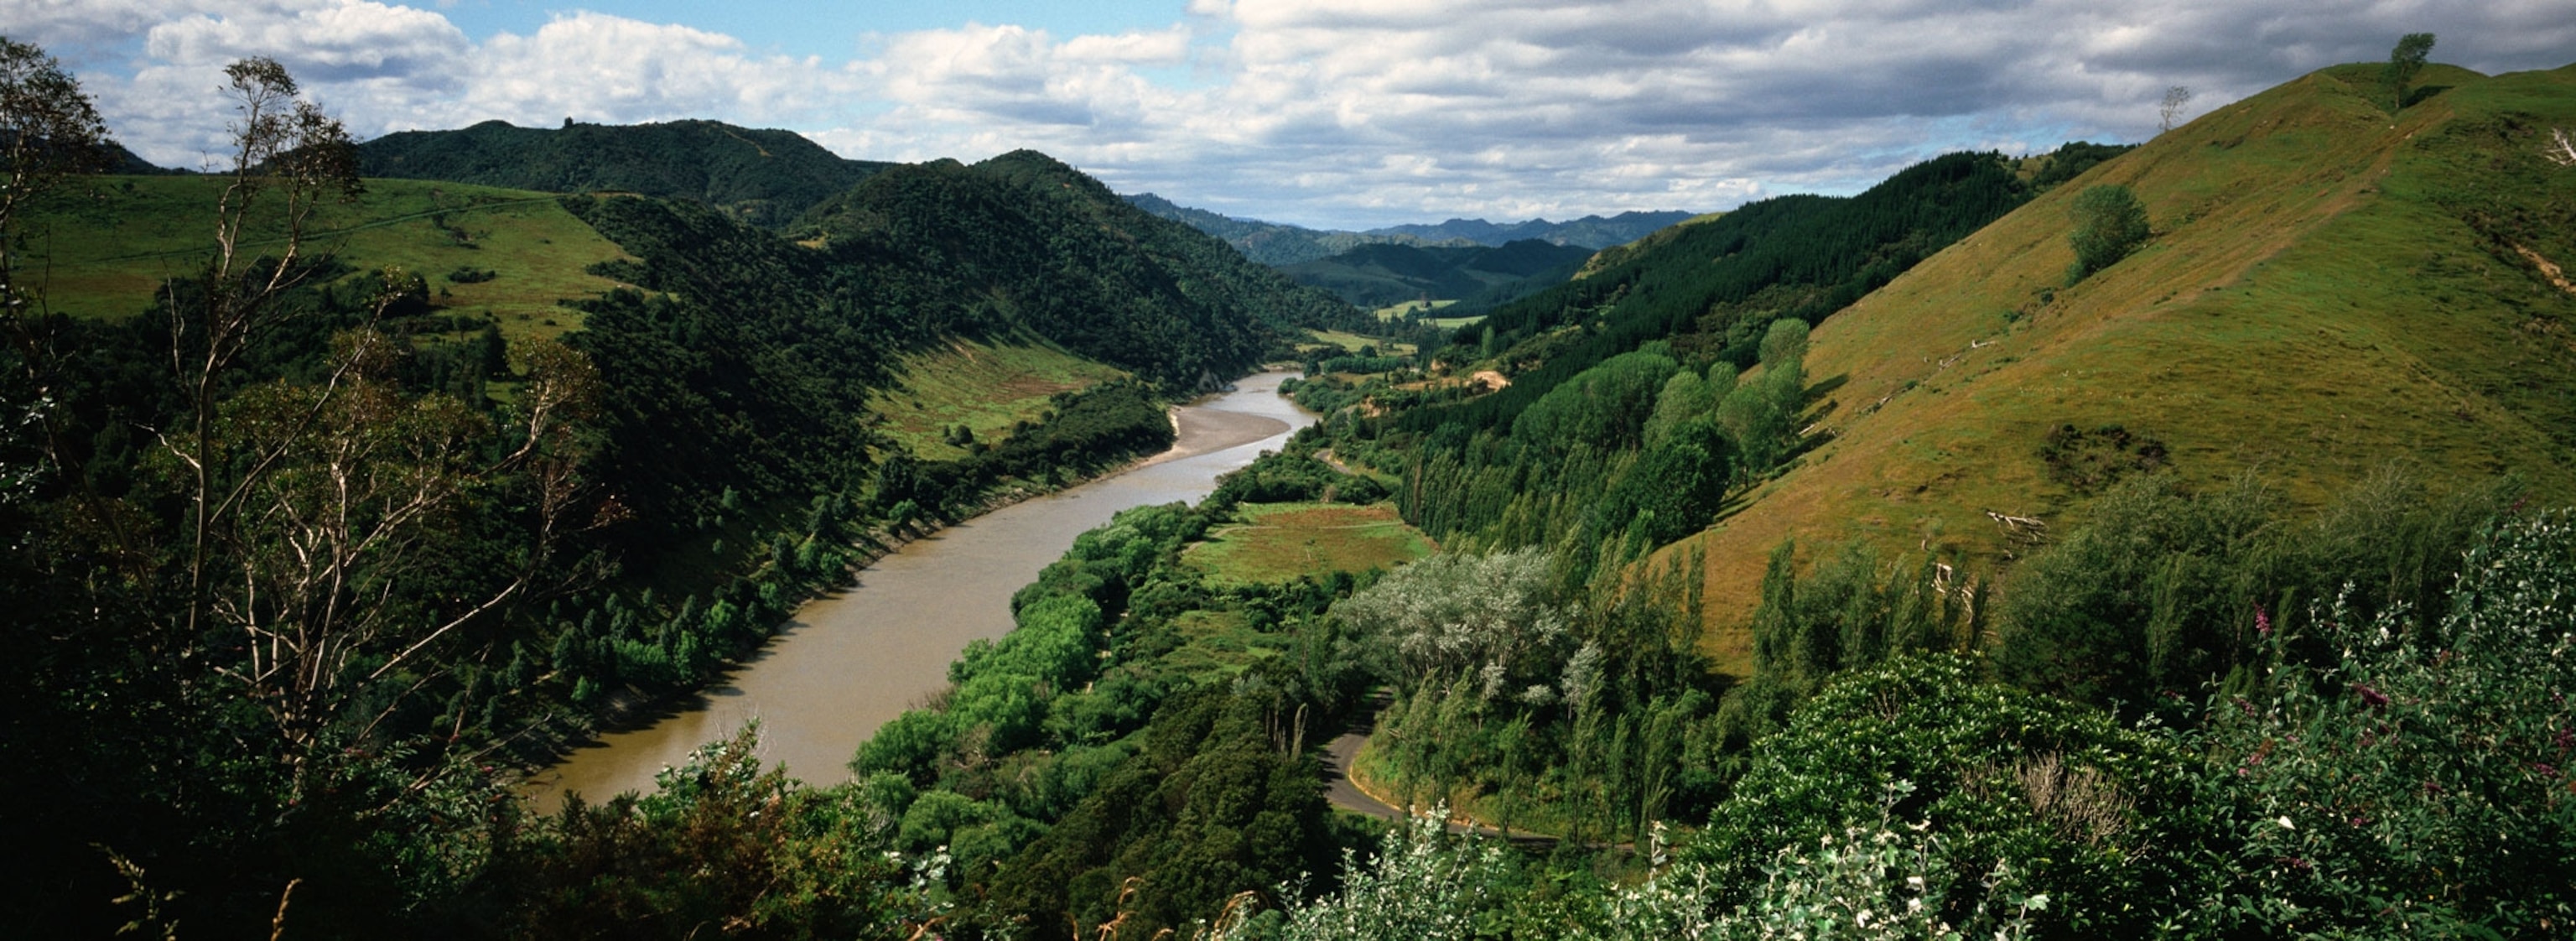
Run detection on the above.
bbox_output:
[20,174,634,338]
[358,118,897,228]
[1277,238,1594,309]
[1664,61,2576,667]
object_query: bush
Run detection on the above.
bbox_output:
[2066,184,2148,280]
[1693,655,2209,937]
[2184,512,2576,935]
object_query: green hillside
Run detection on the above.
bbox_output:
[1279,238,1593,309]
[1668,61,2576,663]
[797,149,1365,378]
[1237,61,2576,937]
[19,174,631,337]
[359,118,896,228]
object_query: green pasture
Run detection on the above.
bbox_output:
[865,336,1129,460]
[18,174,631,342]
[1182,502,1436,585]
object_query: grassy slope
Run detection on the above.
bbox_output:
[1666,63,2576,672]
[1182,502,1437,585]
[22,175,632,341]
[866,336,1130,460]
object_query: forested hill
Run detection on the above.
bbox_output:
[795,149,1363,375]
[1121,192,1456,265]
[358,118,896,227]
[1411,149,2035,440]
[1280,238,1595,309]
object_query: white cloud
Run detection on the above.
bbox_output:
[441,13,859,130]
[30,0,2576,226]
[143,1,467,83]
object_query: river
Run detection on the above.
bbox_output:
[521,372,1316,810]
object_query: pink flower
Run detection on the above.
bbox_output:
[2254,604,2272,636]
[2354,684,2389,709]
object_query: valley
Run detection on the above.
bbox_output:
[3,29,2573,940]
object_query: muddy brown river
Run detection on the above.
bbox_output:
[521,372,1314,810]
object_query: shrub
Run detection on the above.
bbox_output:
[2185,512,2576,934]
[1694,655,2208,936]
[2065,184,2148,280]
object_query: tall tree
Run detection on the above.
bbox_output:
[2381,33,2436,113]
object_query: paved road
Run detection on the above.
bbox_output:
[1317,725,1556,847]
[1322,730,1400,820]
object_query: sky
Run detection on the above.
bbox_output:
[8,1,2573,229]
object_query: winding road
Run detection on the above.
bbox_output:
[1317,721,1557,848]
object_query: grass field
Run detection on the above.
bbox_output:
[865,336,1130,460]
[1372,299,1485,330]
[1301,328,1415,356]
[1147,609,1287,680]
[19,174,633,342]
[1371,299,1456,319]
[1182,502,1436,585]
[1652,62,2576,673]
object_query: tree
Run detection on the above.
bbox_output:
[2066,184,2149,281]
[1717,319,1808,473]
[2381,32,2435,113]
[169,57,364,637]
[0,36,110,309]
[0,36,112,505]
[145,58,601,782]
[2158,85,2193,132]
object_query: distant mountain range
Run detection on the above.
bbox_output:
[1362,211,1698,248]
[1121,193,1695,266]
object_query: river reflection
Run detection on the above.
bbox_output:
[522,372,1314,810]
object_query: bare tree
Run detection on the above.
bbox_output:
[166,57,364,639]
[2546,127,2576,168]
[145,57,601,780]
[2158,86,2193,133]
[208,320,600,765]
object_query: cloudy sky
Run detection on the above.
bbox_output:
[9,0,2573,228]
